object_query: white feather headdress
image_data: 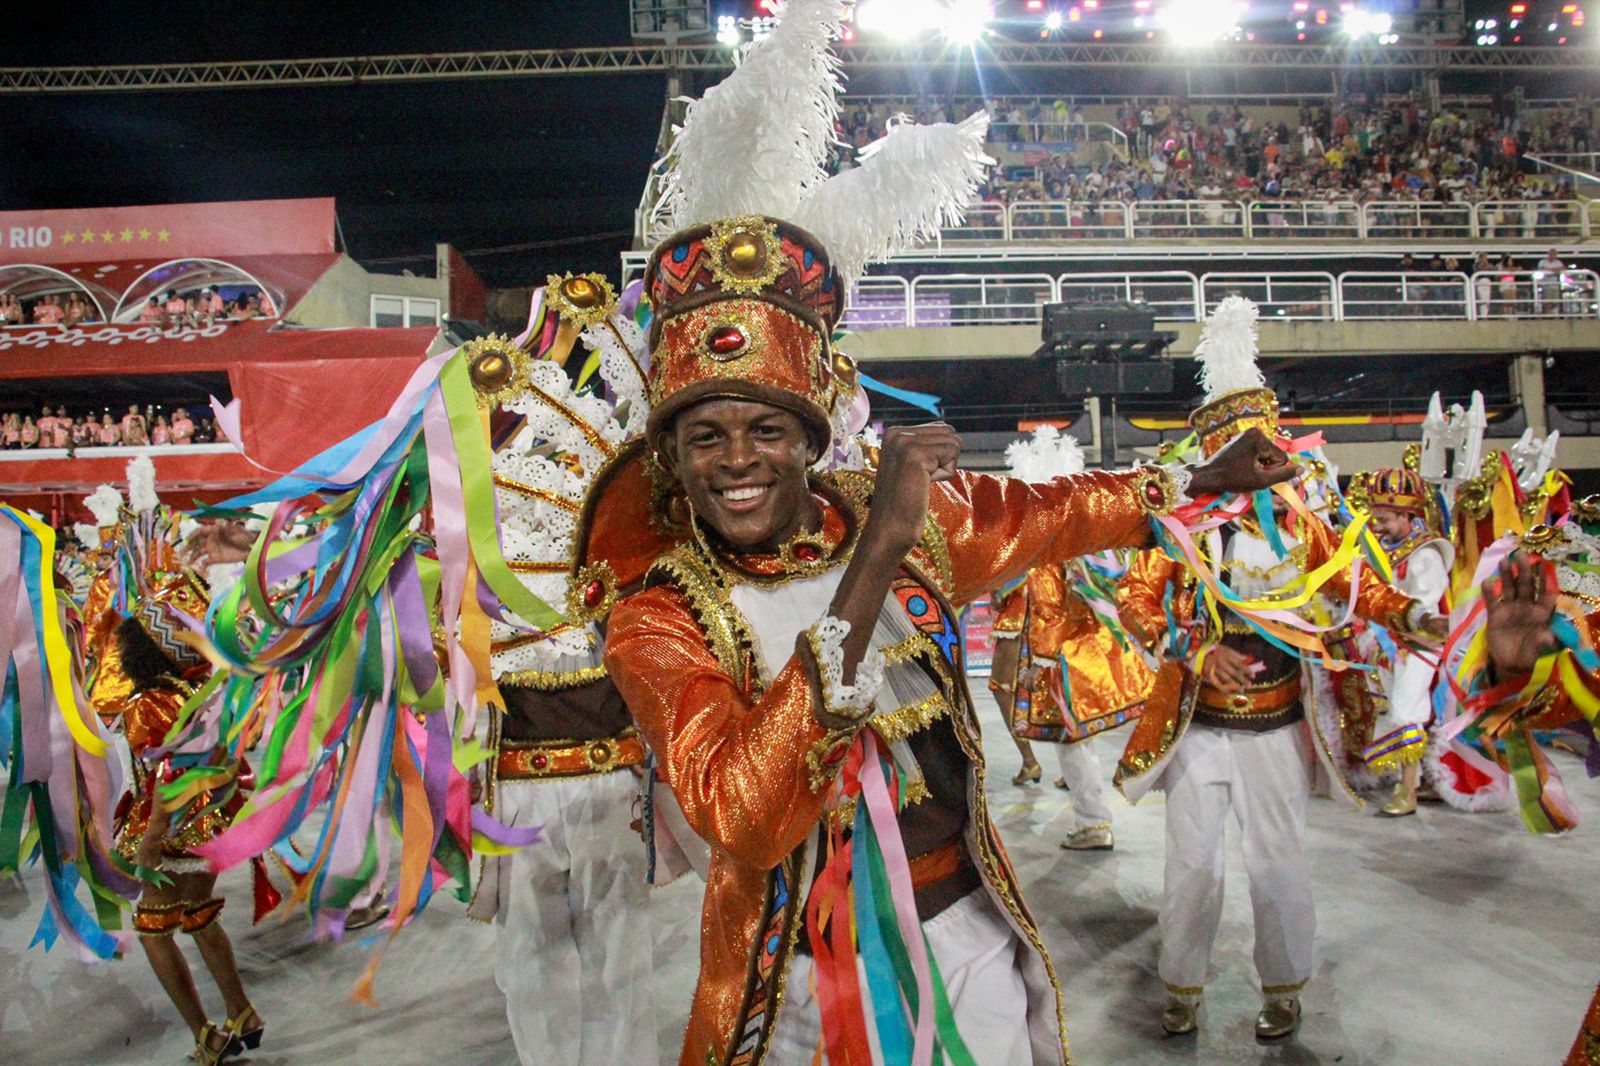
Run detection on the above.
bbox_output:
[127,455,159,514]
[1193,295,1265,403]
[84,484,124,528]
[655,0,993,285]
[1005,425,1086,484]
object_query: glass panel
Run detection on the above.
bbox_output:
[372,295,405,328]
[406,299,441,328]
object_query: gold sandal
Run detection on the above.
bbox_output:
[224,1004,265,1054]
[1012,762,1042,786]
[193,1021,237,1066]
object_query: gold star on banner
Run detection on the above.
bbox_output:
[101,230,114,242]
[81,230,95,243]
[119,229,134,242]
[61,231,75,244]
[138,228,152,240]
[156,229,171,242]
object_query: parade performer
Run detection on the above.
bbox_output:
[79,461,265,1064]
[1356,467,1454,816]
[1002,426,1154,851]
[1112,299,1446,1040]
[985,575,1045,786]
[457,280,669,1066]
[572,9,1298,1059]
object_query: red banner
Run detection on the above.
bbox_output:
[0,198,335,266]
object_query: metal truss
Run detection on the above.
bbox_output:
[2,42,1593,94]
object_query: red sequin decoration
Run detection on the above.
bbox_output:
[531,753,549,769]
[583,580,606,608]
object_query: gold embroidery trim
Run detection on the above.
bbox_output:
[496,664,607,691]
[868,692,951,744]
[493,474,581,513]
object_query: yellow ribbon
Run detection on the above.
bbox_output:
[12,507,108,756]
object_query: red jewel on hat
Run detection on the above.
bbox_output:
[531,753,549,770]
[708,325,746,355]
[794,543,823,562]
[583,579,606,608]
[1143,480,1165,506]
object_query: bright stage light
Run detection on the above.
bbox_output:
[1045,10,1064,30]
[855,0,943,39]
[940,0,993,45]
[1160,0,1242,44]
[1343,9,1392,38]
[716,14,740,46]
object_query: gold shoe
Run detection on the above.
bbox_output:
[1379,779,1418,817]
[192,1021,238,1066]
[1012,762,1042,786]
[1161,996,1199,1035]
[1255,996,1301,1039]
[223,1003,265,1054]
[1062,825,1114,851]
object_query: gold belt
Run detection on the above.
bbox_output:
[1197,677,1302,716]
[496,730,645,780]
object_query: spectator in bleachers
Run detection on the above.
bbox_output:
[1536,248,1567,316]
[0,295,21,325]
[121,404,149,447]
[71,416,94,448]
[20,415,39,448]
[171,407,195,445]
[163,290,186,323]
[139,296,164,324]
[32,295,63,325]
[51,406,70,449]
[2,413,20,448]
[98,413,121,447]
[63,293,92,327]
[151,415,171,446]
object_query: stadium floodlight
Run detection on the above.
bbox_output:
[716,14,740,46]
[855,0,943,39]
[1343,8,1393,38]
[1045,10,1064,31]
[940,0,994,45]
[1160,0,1242,44]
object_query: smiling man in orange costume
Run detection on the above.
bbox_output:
[573,214,1296,1066]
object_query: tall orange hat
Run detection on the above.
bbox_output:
[642,215,848,449]
[1187,295,1282,459]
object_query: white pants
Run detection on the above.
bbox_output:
[489,771,654,1066]
[767,890,1031,1066]
[1157,724,1314,995]
[1056,740,1112,833]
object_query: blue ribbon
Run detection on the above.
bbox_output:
[858,371,943,418]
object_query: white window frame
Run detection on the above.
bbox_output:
[370,294,442,328]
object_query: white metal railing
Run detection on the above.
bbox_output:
[1471,199,1588,241]
[841,276,912,332]
[1246,201,1362,239]
[1340,272,1473,320]
[1469,269,1600,320]
[940,202,1009,243]
[907,273,1056,327]
[1201,272,1338,320]
[1056,272,1200,321]
[1361,201,1474,241]
[1130,200,1246,240]
[1008,200,1126,241]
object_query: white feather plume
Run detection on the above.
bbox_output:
[84,485,123,528]
[1193,295,1265,402]
[127,455,160,514]
[1004,425,1086,484]
[658,0,845,230]
[793,112,994,285]
[73,522,101,546]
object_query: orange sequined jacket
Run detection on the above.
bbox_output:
[605,466,1173,1066]
[1016,563,1153,743]
[1113,517,1417,800]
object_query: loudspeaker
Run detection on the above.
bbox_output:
[1043,301,1158,341]
[1055,360,1173,395]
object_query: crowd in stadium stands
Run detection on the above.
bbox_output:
[0,405,218,450]
[829,95,1591,216]
[0,286,276,329]
[0,292,100,327]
